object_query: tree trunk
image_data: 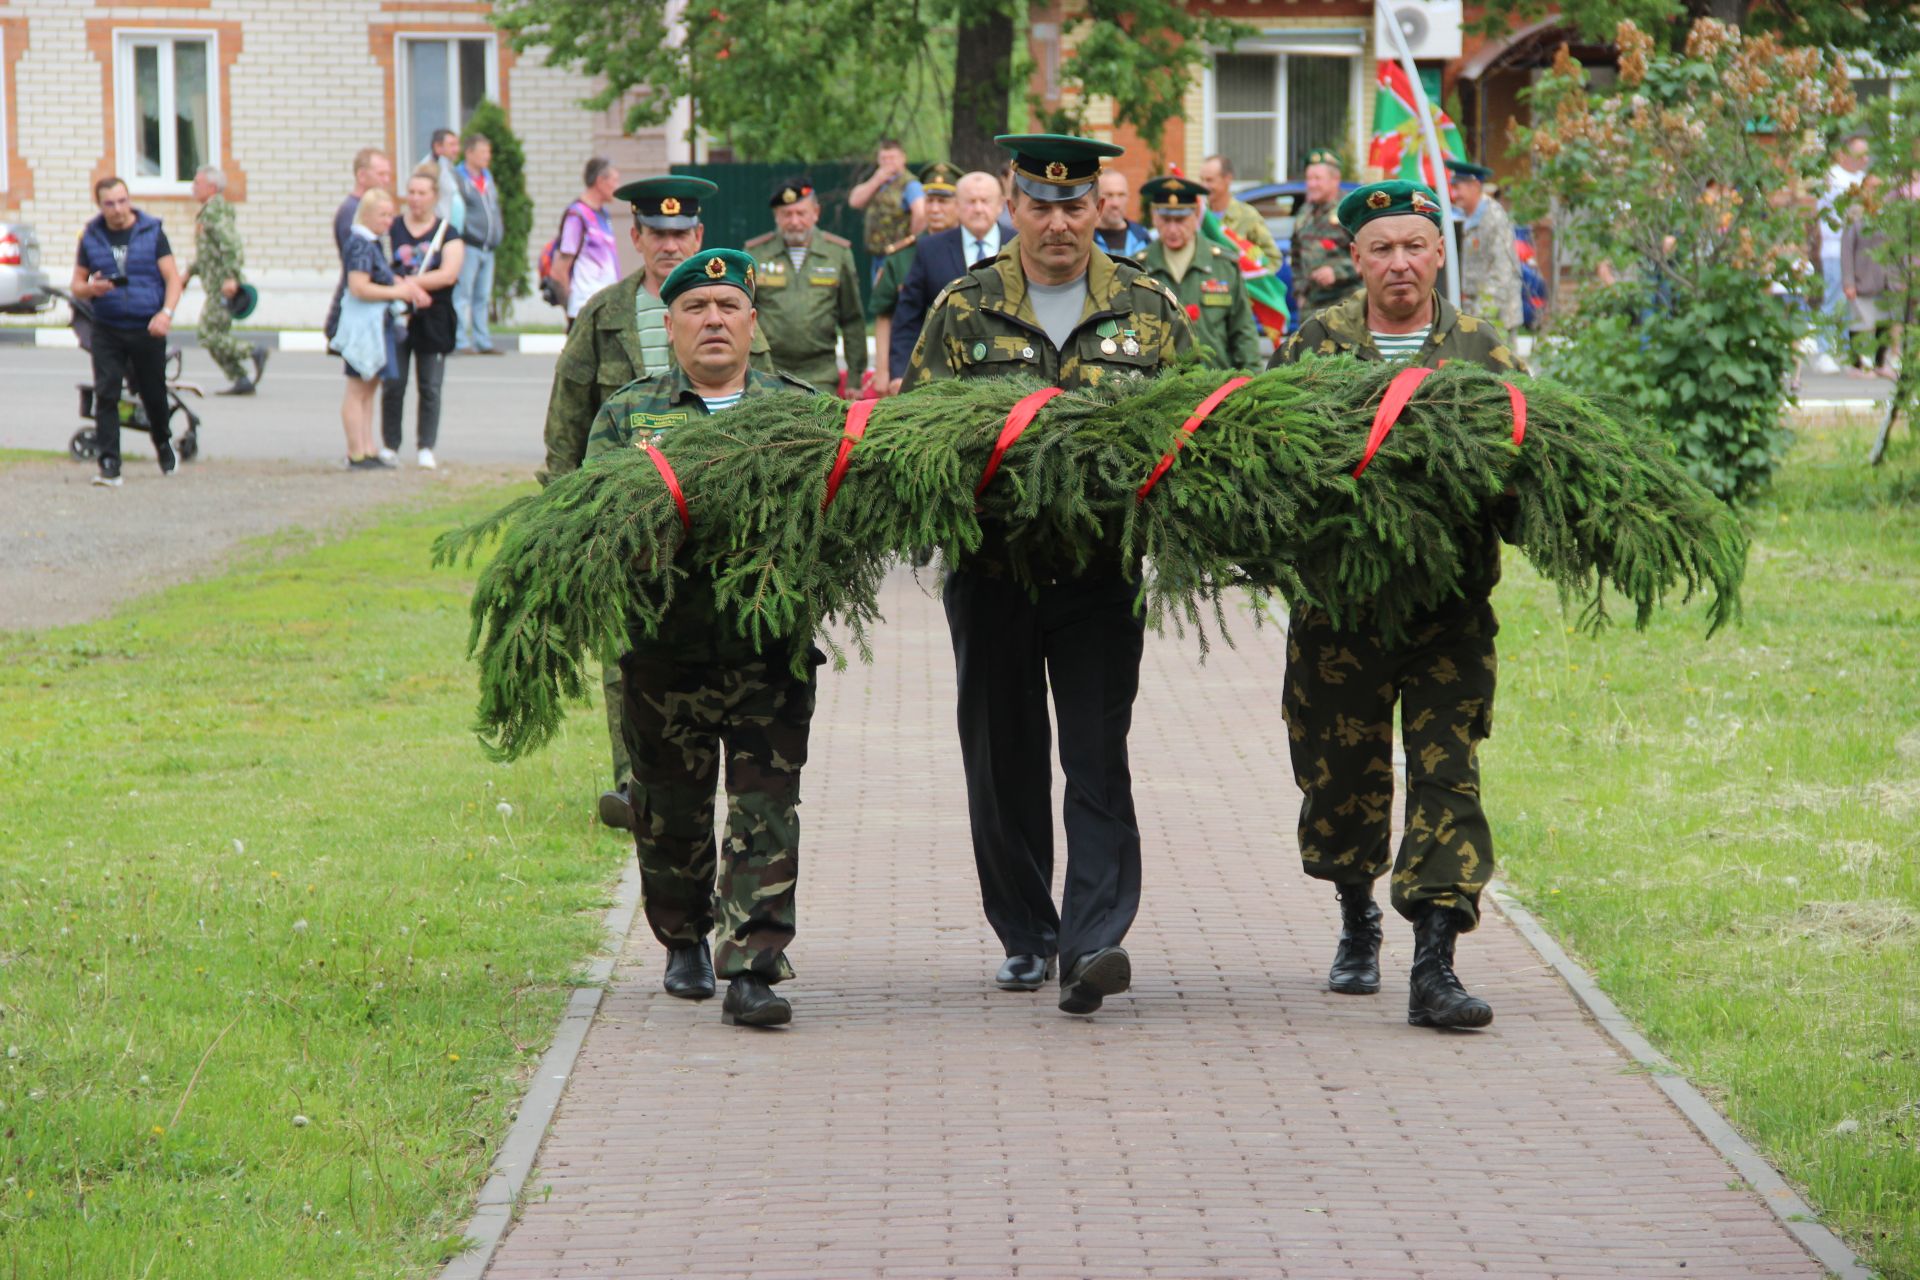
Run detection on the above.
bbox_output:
[950,6,1014,173]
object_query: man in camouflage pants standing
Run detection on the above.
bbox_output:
[1269,179,1520,1031]
[187,166,266,395]
[1289,149,1362,326]
[585,248,820,1028]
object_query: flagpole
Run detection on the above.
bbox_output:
[1378,1,1461,310]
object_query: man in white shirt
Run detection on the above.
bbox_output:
[1813,132,1870,372]
[886,171,1007,388]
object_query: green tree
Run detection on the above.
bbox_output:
[462,98,534,314]
[1517,19,1855,502]
[490,1,1245,165]
[1848,62,1920,464]
[1466,0,1920,63]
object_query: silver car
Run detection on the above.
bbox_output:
[0,220,52,313]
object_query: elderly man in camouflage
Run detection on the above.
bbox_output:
[186,166,267,395]
[1445,158,1525,333]
[1289,148,1362,324]
[903,134,1193,1017]
[584,248,819,1028]
[1269,180,1519,1031]
[541,176,775,832]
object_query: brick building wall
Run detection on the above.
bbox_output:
[0,0,673,326]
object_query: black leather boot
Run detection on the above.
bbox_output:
[662,939,715,1000]
[598,785,634,831]
[1408,905,1493,1029]
[1328,882,1383,995]
[721,974,791,1027]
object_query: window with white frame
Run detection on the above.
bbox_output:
[1207,36,1364,187]
[114,30,218,194]
[1,26,10,195]
[398,35,497,167]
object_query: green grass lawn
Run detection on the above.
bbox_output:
[0,489,626,1277]
[0,448,61,470]
[1487,419,1920,1278]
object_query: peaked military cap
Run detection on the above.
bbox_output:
[1337,179,1445,233]
[1443,157,1495,183]
[919,161,961,197]
[660,248,756,307]
[1141,175,1207,215]
[615,175,717,230]
[997,133,1124,202]
[769,175,816,207]
[1303,148,1343,172]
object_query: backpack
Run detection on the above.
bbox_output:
[537,202,592,307]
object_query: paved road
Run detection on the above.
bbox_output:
[0,348,554,465]
[482,570,1825,1280]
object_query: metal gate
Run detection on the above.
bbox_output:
[671,161,875,306]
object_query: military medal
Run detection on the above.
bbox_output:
[972,342,987,360]
[1121,331,1140,357]
[1101,338,1118,355]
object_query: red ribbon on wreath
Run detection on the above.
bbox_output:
[644,441,691,531]
[975,386,1066,496]
[821,397,877,511]
[1352,366,1530,478]
[1136,375,1251,501]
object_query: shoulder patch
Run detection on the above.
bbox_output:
[1136,276,1182,309]
[818,230,852,249]
[745,231,777,249]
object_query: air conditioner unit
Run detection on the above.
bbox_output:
[1375,0,1464,60]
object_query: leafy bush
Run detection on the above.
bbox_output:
[462,98,533,313]
[1517,20,1854,502]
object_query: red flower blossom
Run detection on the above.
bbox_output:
[1185,303,1201,321]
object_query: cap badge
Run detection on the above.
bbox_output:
[660,197,681,215]
[704,256,728,279]
[1410,191,1440,214]
[1367,190,1392,210]
[1044,161,1069,181]
[782,187,797,204]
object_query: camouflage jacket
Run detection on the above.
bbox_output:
[862,171,915,255]
[1270,289,1519,602]
[899,246,1192,393]
[1289,198,1360,317]
[586,363,819,661]
[1459,196,1524,333]
[541,272,774,485]
[745,229,867,389]
[1140,238,1261,369]
[868,237,916,321]
[187,194,243,287]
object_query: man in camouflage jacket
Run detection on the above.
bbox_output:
[904,134,1193,1019]
[1269,179,1520,1032]
[1289,150,1362,324]
[585,248,819,1029]
[1446,158,1525,333]
[186,167,266,394]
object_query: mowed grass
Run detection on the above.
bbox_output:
[1486,419,1920,1278]
[0,488,626,1277]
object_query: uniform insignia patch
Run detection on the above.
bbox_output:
[705,256,727,278]
[1367,190,1392,210]
[782,187,797,203]
[1410,190,1440,215]
[971,342,987,360]
[1045,161,1068,180]
[629,410,690,432]
[661,197,681,215]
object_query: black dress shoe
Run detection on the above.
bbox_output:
[1058,946,1131,1015]
[598,786,634,830]
[1328,881,1383,995]
[215,377,255,396]
[250,344,270,386]
[994,953,1056,991]
[1408,905,1493,1029]
[663,939,715,1000]
[721,974,791,1027]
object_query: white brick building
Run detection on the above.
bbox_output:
[0,0,689,326]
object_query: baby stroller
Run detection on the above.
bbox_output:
[52,287,205,464]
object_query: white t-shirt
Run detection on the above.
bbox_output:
[1819,163,1865,251]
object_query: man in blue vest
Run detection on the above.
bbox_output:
[69,176,186,488]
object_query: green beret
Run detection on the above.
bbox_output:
[615,176,717,230]
[1444,157,1494,183]
[1337,180,1445,233]
[997,133,1124,202]
[1303,148,1343,173]
[1141,174,1207,214]
[661,248,757,307]
[920,161,961,196]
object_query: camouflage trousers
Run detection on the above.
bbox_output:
[196,295,251,383]
[1281,599,1498,928]
[603,660,630,788]
[619,650,819,981]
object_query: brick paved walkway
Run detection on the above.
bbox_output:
[484,571,1824,1279]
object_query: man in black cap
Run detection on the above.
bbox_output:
[539,174,772,831]
[902,134,1193,1017]
[746,177,867,394]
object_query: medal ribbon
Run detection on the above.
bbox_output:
[644,441,691,531]
[821,398,877,511]
[975,386,1066,496]
[1136,376,1251,501]
[1352,365,1529,479]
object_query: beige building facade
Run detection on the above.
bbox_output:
[0,0,687,326]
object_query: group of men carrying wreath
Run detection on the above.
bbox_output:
[539,132,1517,1032]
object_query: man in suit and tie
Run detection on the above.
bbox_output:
[886,171,1007,393]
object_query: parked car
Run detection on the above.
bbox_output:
[0,220,52,314]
